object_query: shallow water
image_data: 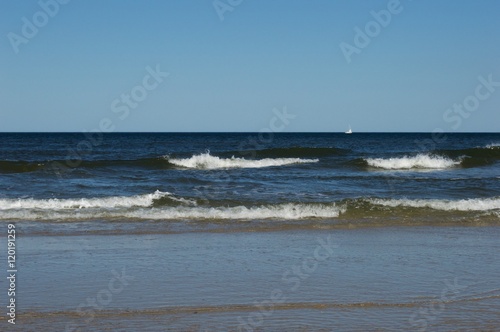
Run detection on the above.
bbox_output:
[4,227,499,331]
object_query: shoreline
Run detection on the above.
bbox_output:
[3,226,499,331]
[11,217,500,237]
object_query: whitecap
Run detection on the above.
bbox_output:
[0,190,170,210]
[369,197,500,211]
[365,154,461,170]
[167,152,318,170]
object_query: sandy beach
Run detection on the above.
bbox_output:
[3,226,498,331]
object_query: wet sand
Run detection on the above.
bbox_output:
[3,226,500,331]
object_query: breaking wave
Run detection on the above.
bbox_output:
[485,143,500,149]
[369,197,500,211]
[0,191,344,221]
[166,152,318,170]
[362,145,500,170]
[0,191,171,210]
[1,191,499,222]
[126,203,344,220]
[365,154,461,170]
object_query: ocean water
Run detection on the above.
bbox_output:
[2,132,500,331]
[0,132,499,234]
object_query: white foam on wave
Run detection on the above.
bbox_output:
[485,143,500,149]
[0,200,344,221]
[365,154,461,170]
[0,190,170,210]
[128,203,344,220]
[167,152,318,170]
[370,197,500,211]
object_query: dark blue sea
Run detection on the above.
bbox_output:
[2,132,500,331]
[1,132,499,235]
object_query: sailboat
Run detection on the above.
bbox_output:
[345,125,352,134]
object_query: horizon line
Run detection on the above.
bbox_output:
[1,131,499,134]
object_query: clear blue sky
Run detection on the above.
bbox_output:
[1,0,499,132]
